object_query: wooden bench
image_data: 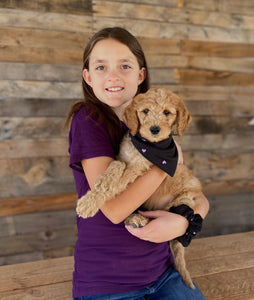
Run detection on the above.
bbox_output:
[0,231,253,299]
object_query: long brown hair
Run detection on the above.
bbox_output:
[65,27,150,154]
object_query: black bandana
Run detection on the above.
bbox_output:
[129,132,178,177]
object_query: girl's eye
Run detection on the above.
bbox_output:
[96,65,105,71]
[122,64,131,70]
[143,109,149,114]
[163,110,170,116]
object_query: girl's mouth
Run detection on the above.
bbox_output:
[106,87,124,92]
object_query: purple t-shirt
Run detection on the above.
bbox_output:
[69,107,174,297]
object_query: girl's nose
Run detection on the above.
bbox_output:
[107,69,120,81]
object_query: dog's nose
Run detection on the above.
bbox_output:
[150,126,160,135]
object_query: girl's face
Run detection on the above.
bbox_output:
[83,38,145,111]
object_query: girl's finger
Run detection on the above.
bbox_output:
[125,225,149,240]
[138,210,167,218]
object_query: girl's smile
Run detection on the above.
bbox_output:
[83,38,145,112]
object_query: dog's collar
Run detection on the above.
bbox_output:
[129,132,178,177]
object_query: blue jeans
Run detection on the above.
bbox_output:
[73,268,205,299]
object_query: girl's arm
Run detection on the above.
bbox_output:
[82,156,167,224]
[125,194,209,243]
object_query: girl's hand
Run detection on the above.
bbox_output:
[125,210,188,243]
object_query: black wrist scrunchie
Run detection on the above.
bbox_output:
[169,204,203,247]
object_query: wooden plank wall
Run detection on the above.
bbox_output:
[0,0,254,265]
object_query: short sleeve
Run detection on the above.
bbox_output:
[68,107,115,172]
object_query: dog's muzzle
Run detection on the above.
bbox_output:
[150,126,160,135]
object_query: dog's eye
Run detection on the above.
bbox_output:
[143,109,149,114]
[163,110,170,116]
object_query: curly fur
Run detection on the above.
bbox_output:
[76,88,204,289]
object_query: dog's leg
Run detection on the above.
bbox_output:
[170,240,195,289]
[168,193,195,210]
[167,191,203,290]
[155,172,204,290]
[77,161,150,219]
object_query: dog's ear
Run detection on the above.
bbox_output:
[175,96,192,137]
[123,97,139,135]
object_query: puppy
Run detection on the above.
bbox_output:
[77,88,205,289]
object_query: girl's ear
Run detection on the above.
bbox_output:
[138,67,146,85]
[122,100,139,135]
[83,69,92,87]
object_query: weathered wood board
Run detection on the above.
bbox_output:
[0,0,253,265]
[0,232,253,299]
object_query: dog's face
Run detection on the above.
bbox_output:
[123,88,191,142]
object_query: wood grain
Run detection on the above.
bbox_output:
[111,0,178,6]
[1,115,252,140]
[0,62,81,81]
[0,227,77,257]
[0,45,83,65]
[0,193,77,217]
[0,117,66,140]
[0,174,75,199]
[0,251,44,266]
[0,139,68,158]
[0,98,77,117]
[0,80,82,98]
[139,37,180,54]
[186,231,254,259]
[176,68,254,86]
[94,1,254,30]
[203,179,254,197]
[0,0,92,15]
[185,151,254,181]
[0,256,74,292]
[182,0,254,15]
[0,8,92,32]
[0,281,73,299]
[1,133,253,160]
[0,232,253,299]
[195,268,254,300]
[0,0,253,265]
[175,133,254,151]
[94,18,254,43]
[0,27,89,49]
[201,193,254,237]
[181,40,254,57]
[187,56,254,74]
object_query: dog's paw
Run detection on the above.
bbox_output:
[124,213,150,228]
[76,192,101,218]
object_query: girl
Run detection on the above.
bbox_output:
[66,27,209,300]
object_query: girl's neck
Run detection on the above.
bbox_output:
[113,98,132,120]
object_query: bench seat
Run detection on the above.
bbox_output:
[0,231,253,299]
